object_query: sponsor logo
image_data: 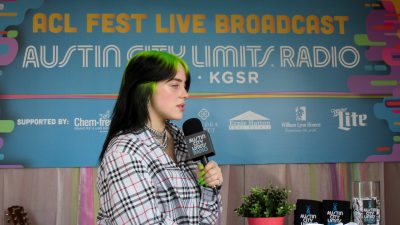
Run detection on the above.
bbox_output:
[299,205,318,225]
[282,106,321,133]
[73,110,111,132]
[296,106,307,122]
[229,111,271,130]
[197,108,218,133]
[326,203,344,224]
[331,108,367,131]
[362,199,378,224]
[306,206,311,215]
[333,203,338,212]
[198,108,210,121]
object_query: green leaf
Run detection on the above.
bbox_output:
[234,184,295,217]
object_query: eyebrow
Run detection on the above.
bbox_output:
[170,78,185,82]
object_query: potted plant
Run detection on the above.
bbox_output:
[234,184,295,225]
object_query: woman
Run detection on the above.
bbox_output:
[97,50,223,225]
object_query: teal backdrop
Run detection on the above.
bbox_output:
[0,0,399,167]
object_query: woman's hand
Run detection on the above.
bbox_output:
[197,160,223,188]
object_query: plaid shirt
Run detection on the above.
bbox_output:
[97,122,222,225]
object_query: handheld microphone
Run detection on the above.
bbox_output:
[182,118,216,165]
[183,118,217,188]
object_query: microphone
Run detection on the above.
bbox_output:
[182,118,216,165]
[182,118,217,188]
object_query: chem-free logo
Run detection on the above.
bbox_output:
[73,110,111,133]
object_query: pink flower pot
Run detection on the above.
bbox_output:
[247,217,285,225]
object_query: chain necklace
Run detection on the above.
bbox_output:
[145,125,168,150]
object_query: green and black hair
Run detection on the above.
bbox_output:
[99,50,191,161]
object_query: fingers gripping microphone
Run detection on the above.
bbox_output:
[183,118,217,188]
[182,118,216,165]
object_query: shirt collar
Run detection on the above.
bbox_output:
[136,121,190,163]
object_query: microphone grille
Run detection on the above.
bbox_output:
[182,118,203,136]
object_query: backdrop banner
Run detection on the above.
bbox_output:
[1,0,399,167]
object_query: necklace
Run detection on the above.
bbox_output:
[145,125,168,150]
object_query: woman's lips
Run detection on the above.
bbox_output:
[177,104,185,112]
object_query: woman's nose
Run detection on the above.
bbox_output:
[181,87,189,99]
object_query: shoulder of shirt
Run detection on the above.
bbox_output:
[103,122,186,160]
[104,129,152,157]
[166,121,184,138]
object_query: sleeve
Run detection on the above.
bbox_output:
[184,159,222,224]
[97,150,177,225]
[198,186,222,224]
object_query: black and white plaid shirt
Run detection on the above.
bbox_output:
[97,122,222,224]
